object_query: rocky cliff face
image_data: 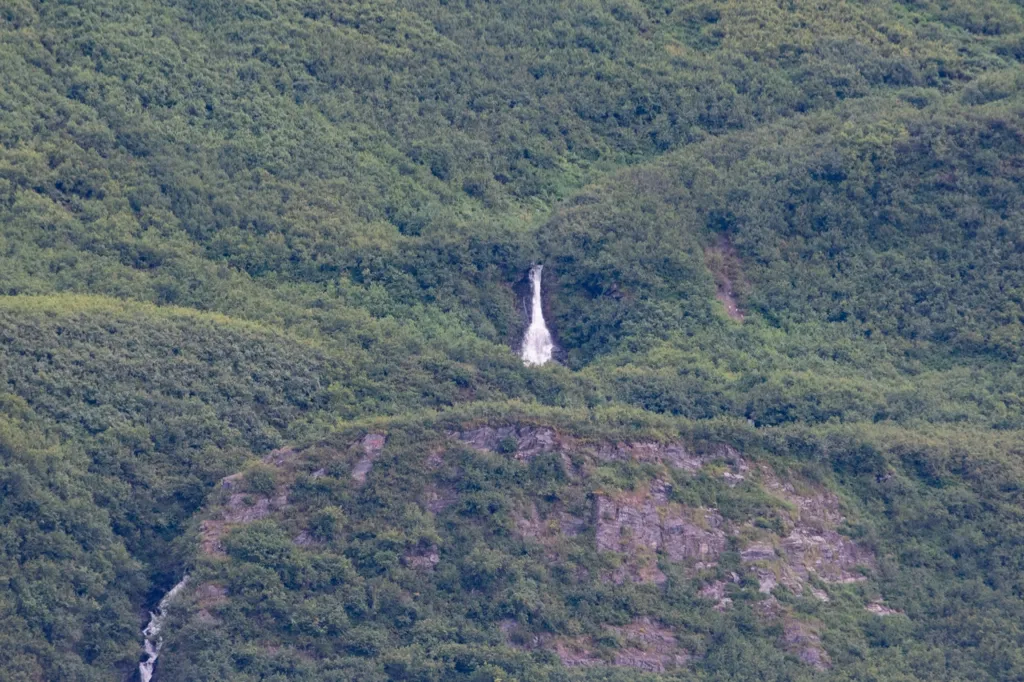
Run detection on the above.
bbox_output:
[457,427,874,593]
[593,489,726,585]
[182,423,894,674]
[450,426,884,671]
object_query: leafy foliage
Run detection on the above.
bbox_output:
[157,418,1024,682]
[1,0,1024,678]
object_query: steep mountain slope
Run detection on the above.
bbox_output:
[542,97,1024,364]
[160,416,1024,681]
[1,0,1024,680]
[0,399,144,681]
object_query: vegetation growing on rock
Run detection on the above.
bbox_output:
[1,0,1024,679]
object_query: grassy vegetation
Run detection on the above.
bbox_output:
[1,0,1024,679]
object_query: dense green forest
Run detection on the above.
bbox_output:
[1,0,1024,679]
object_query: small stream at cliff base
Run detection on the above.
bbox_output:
[139,576,188,682]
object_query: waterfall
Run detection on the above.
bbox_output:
[139,576,188,682]
[521,265,553,366]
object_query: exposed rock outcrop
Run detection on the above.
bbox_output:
[738,464,876,594]
[199,435,386,556]
[592,441,705,471]
[516,501,586,544]
[351,433,386,483]
[293,530,319,547]
[200,492,288,556]
[741,542,776,563]
[552,638,601,668]
[594,482,726,584]
[781,527,874,585]
[699,580,734,611]
[262,446,299,467]
[403,544,440,570]
[783,618,831,671]
[454,427,755,483]
[223,493,289,524]
[756,598,831,670]
[866,601,901,616]
[810,587,830,602]
[454,425,559,460]
[608,617,691,672]
[504,618,691,673]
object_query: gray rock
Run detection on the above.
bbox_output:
[222,492,288,524]
[781,528,873,584]
[741,542,776,562]
[351,433,386,483]
[810,588,830,602]
[649,479,672,502]
[606,618,691,671]
[865,602,900,616]
[403,545,440,570]
[661,511,727,563]
[595,495,726,582]
[262,446,298,467]
[699,581,734,610]
[220,472,243,491]
[756,569,777,594]
[592,441,703,472]
[783,619,831,671]
[454,425,558,460]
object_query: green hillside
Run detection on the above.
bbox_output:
[1,0,1024,679]
[153,416,1024,682]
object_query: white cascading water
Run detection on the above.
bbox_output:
[139,576,188,682]
[521,265,553,366]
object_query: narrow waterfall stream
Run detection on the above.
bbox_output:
[521,265,554,366]
[139,576,188,682]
